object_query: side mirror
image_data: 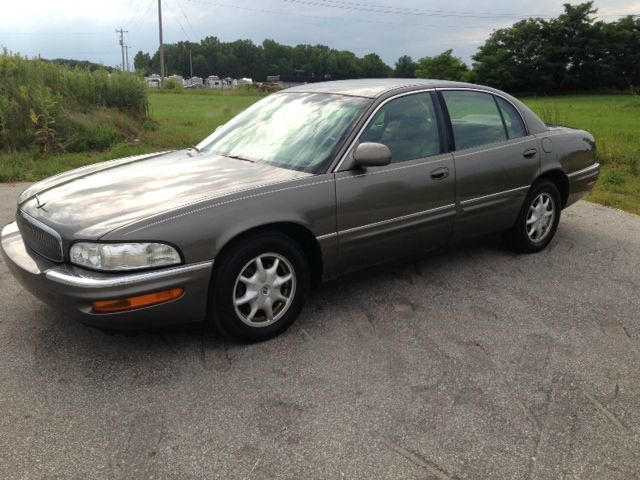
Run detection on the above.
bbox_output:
[352,142,391,168]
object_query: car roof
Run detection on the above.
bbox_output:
[283,78,549,135]
[283,78,482,98]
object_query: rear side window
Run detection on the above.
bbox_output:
[442,91,507,150]
[360,93,441,163]
[496,97,526,139]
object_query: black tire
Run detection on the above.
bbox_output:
[208,231,310,342]
[504,180,562,253]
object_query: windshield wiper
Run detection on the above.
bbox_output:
[186,145,200,157]
[225,154,255,163]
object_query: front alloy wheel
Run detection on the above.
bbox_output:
[233,253,296,327]
[209,232,310,342]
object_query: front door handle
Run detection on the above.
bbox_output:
[523,148,538,158]
[430,167,449,180]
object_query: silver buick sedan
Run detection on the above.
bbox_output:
[1,79,599,341]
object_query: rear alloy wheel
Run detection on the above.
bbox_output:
[210,232,310,342]
[525,192,556,243]
[504,180,561,253]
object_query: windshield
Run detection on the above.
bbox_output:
[197,92,371,173]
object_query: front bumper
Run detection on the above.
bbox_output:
[1,222,213,329]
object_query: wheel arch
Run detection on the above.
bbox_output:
[213,222,324,286]
[535,169,569,208]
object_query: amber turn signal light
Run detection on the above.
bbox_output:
[92,288,184,313]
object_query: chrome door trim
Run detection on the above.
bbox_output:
[460,185,530,206]
[316,232,338,241]
[339,203,456,236]
[332,88,436,172]
[316,203,456,240]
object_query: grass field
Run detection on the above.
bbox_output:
[0,90,262,182]
[0,90,638,214]
[523,95,640,214]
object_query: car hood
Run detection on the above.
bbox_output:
[18,150,311,239]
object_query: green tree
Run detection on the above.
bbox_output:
[472,18,547,92]
[133,51,152,76]
[359,53,392,78]
[602,15,640,89]
[394,55,417,78]
[332,50,362,79]
[415,49,468,81]
[470,2,637,94]
[262,39,293,76]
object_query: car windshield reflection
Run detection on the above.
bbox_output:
[198,92,372,173]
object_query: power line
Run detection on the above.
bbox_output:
[283,0,555,20]
[125,0,147,27]
[2,32,107,36]
[288,0,637,20]
[164,0,193,41]
[175,0,199,38]
[121,0,137,25]
[184,0,491,29]
[128,0,156,30]
[292,0,549,19]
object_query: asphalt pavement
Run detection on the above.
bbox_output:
[1,182,640,479]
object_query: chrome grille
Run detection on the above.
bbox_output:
[16,211,64,262]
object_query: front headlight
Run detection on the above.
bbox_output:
[69,242,182,271]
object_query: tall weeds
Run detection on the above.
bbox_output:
[0,51,148,152]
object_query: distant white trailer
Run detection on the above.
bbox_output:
[206,75,222,88]
[167,75,185,87]
[144,74,162,88]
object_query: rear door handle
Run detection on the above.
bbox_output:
[430,167,449,180]
[523,148,538,158]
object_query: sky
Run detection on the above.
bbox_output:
[1,0,639,71]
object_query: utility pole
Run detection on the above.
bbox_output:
[125,45,131,73]
[158,0,165,87]
[189,48,193,79]
[115,28,128,72]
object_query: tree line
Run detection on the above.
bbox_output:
[134,2,640,94]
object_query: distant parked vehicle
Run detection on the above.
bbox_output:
[1,79,599,341]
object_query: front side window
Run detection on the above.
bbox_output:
[496,97,527,139]
[198,93,371,173]
[442,91,507,150]
[359,93,441,163]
